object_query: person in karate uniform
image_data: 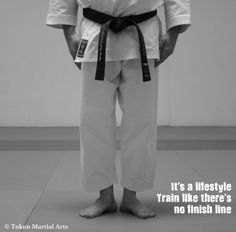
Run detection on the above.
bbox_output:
[46,0,191,218]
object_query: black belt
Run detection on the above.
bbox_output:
[83,8,157,82]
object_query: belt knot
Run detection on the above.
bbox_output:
[109,17,133,33]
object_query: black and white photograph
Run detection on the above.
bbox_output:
[0,0,235,231]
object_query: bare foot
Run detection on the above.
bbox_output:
[79,198,117,218]
[79,185,117,218]
[119,188,156,219]
[119,198,156,219]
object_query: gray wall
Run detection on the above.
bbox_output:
[0,0,235,126]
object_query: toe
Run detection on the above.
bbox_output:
[79,209,85,216]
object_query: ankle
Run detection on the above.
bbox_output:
[122,187,137,202]
[99,185,115,202]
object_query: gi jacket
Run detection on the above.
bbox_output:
[46,0,191,62]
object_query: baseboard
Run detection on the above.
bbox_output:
[0,126,235,151]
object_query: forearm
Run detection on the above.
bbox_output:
[62,25,79,60]
[167,25,180,41]
[63,25,76,42]
[168,25,180,34]
[157,25,180,66]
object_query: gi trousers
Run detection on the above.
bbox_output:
[79,59,158,192]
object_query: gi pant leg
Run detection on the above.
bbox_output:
[118,59,158,192]
[79,61,121,192]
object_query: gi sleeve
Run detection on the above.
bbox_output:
[46,0,79,29]
[163,0,191,33]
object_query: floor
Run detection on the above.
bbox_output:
[0,127,235,232]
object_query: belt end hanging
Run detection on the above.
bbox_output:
[95,63,105,81]
[142,63,151,82]
[143,75,151,82]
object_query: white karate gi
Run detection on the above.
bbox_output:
[46,0,191,192]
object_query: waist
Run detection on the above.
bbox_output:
[83,8,157,33]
